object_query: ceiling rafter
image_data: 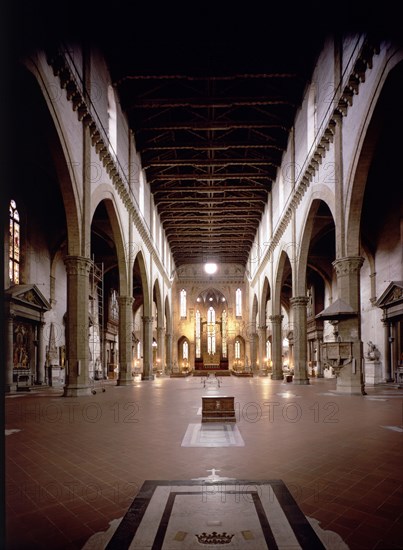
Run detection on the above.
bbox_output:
[104,29,324,266]
[115,73,298,84]
[128,97,295,109]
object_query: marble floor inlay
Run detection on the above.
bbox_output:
[90,480,347,550]
[181,423,245,447]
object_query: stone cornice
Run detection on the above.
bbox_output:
[251,37,379,285]
[46,48,172,288]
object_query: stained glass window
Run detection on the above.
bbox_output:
[235,339,241,359]
[195,310,201,357]
[110,289,119,322]
[9,200,20,284]
[236,288,242,316]
[183,340,189,360]
[207,307,216,354]
[180,288,187,318]
[222,309,227,358]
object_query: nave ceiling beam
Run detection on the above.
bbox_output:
[128,97,295,109]
[153,185,269,193]
[135,122,288,131]
[115,73,297,83]
[148,173,273,182]
[144,159,277,168]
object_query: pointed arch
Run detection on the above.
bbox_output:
[91,190,129,295]
[260,276,271,327]
[22,63,81,255]
[346,59,403,257]
[164,295,172,336]
[133,250,150,315]
[273,249,293,314]
[153,278,163,327]
[297,195,335,297]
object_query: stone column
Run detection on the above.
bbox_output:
[142,316,154,380]
[315,335,323,377]
[290,296,310,385]
[102,329,108,379]
[332,256,365,394]
[258,325,267,371]
[249,323,257,370]
[117,296,135,386]
[288,338,294,372]
[63,256,92,397]
[6,312,16,392]
[157,326,165,373]
[36,322,45,385]
[269,315,283,380]
[165,332,172,373]
[383,320,393,382]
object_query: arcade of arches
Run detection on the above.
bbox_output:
[3,35,403,397]
[3,22,403,550]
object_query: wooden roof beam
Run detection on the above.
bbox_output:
[128,97,295,109]
[144,160,277,168]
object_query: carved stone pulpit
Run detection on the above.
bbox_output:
[321,342,353,377]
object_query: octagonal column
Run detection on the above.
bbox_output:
[165,332,172,374]
[63,256,92,397]
[117,296,135,386]
[290,296,310,385]
[157,326,165,373]
[332,256,365,394]
[269,315,284,380]
[142,316,154,380]
[258,325,267,371]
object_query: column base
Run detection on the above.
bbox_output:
[293,378,310,385]
[141,374,155,381]
[63,385,92,397]
[116,379,136,386]
[335,382,365,395]
[271,374,284,380]
[5,384,18,393]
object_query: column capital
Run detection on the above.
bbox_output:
[118,295,134,307]
[332,256,364,276]
[290,296,309,307]
[142,316,154,324]
[64,255,92,276]
[269,315,283,324]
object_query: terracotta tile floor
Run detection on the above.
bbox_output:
[4,375,403,549]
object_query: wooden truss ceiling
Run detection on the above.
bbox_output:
[11,4,397,269]
[105,32,325,269]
